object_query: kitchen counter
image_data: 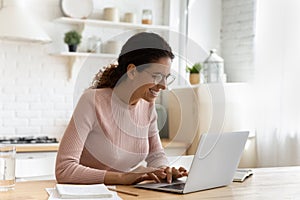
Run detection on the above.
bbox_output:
[11,138,186,156]
[161,139,189,148]
[15,140,186,154]
[16,143,59,153]
[161,139,189,156]
[13,139,188,154]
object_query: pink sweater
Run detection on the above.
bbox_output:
[55,88,168,184]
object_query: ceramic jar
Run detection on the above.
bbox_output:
[103,7,119,22]
[124,12,136,23]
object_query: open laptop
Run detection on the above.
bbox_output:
[135,131,249,194]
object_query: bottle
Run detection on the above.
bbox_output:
[203,49,226,83]
[87,36,101,53]
[142,9,152,25]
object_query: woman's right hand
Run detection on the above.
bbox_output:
[104,166,164,185]
[120,166,164,185]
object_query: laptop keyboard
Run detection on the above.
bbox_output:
[159,183,186,190]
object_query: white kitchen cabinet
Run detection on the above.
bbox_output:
[16,152,57,182]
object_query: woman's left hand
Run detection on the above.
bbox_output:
[154,166,189,183]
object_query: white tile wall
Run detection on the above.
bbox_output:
[221,0,256,82]
[0,0,166,139]
[0,41,72,138]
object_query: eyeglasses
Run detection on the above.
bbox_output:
[144,70,176,86]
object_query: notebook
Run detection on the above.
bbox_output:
[55,184,113,199]
[233,169,253,182]
[135,131,249,194]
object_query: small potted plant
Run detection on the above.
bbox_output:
[186,62,202,84]
[64,30,82,52]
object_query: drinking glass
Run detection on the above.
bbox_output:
[0,145,16,191]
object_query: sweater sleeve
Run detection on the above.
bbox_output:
[145,104,169,168]
[55,90,107,184]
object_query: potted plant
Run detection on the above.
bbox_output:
[186,62,202,84]
[64,30,82,52]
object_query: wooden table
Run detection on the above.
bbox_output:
[1,166,300,200]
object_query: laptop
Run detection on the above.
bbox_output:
[135,131,249,194]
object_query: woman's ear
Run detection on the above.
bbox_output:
[127,64,136,80]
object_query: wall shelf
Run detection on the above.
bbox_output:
[50,52,118,80]
[52,17,171,81]
[51,52,117,59]
[55,17,171,31]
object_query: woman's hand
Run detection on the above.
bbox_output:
[104,166,188,185]
[155,166,189,183]
[124,166,188,184]
[117,166,165,185]
[119,171,159,185]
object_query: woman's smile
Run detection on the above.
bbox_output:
[149,88,160,97]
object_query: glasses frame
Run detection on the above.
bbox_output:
[143,70,176,86]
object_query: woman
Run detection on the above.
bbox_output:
[55,32,188,185]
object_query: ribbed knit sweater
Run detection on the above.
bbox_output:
[55,88,168,184]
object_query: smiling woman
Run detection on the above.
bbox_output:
[55,32,188,185]
[92,32,175,89]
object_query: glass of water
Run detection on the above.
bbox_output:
[0,145,16,191]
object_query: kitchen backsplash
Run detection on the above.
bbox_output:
[0,0,166,139]
[0,42,73,139]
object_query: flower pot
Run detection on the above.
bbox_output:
[68,44,77,52]
[189,73,200,85]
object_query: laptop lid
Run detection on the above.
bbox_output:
[134,131,249,194]
[183,131,249,193]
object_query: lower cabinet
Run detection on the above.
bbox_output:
[16,152,57,181]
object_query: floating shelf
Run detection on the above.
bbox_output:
[51,52,117,59]
[51,52,118,80]
[55,17,171,31]
[52,17,171,81]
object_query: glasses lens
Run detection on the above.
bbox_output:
[166,74,176,85]
[152,74,163,84]
[149,71,176,86]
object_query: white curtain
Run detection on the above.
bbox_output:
[254,0,300,167]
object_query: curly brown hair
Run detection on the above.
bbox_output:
[92,32,174,88]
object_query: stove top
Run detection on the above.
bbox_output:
[0,136,58,144]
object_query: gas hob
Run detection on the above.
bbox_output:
[0,136,58,144]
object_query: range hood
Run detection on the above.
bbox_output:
[0,0,51,44]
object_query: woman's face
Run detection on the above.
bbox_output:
[132,56,172,104]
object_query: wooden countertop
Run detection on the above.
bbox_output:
[161,139,189,148]
[2,166,300,199]
[16,144,59,153]
[14,139,188,153]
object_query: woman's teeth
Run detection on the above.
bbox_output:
[149,89,159,97]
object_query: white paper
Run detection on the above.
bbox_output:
[233,169,253,182]
[46,187,122,200]
[55,184,112,198]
